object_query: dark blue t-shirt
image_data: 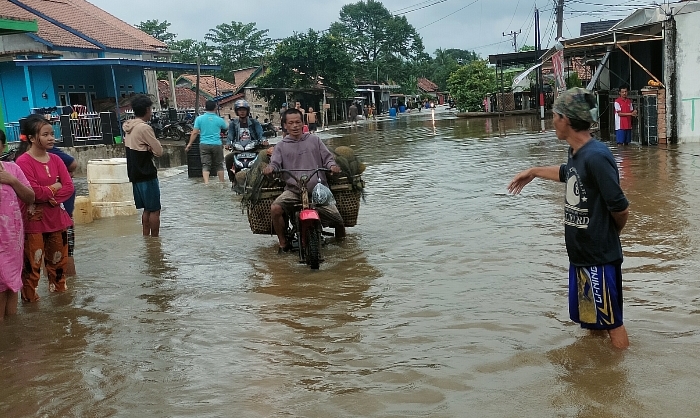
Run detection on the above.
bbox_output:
[48,147,76,216]
[558,139,629,266]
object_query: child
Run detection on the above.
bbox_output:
[0,131,35,318]
[15,115,75,302]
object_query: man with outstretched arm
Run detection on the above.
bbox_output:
[508,88,630,349]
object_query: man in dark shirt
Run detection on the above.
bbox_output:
[508,88,630,349]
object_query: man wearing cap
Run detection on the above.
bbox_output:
[508,87,630,349]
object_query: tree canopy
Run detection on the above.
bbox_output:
[204,22,274,80]
[448,60,497,112]
[329,0,424,84]
[257,30,355,108]
[136,20,176,44]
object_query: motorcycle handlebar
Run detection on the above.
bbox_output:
[275,168,330,183]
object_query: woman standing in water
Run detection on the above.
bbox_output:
[15,115,74,302]
[0,130,35,318]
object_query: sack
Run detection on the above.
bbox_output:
[312,183,336,206]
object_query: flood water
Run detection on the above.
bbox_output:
[2,109,700,417]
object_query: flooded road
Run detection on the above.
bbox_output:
[2,110,700,417]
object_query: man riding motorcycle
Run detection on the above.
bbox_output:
[225,99,266,185]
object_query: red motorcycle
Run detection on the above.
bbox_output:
[275,168,332,270]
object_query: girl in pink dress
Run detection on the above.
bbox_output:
[0,131,35,318]
[15,115,74,302]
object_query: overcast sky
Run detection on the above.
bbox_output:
[88,0,648,58]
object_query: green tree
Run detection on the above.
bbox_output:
[169,39,215,64]
[444,48,479,65]
[135,20,176,44]
[329,0,424,84]
[448,60,497,112]
[519,45,535,52]
[257,30,355,108]
[204,22,274,81]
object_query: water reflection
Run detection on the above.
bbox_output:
[248,240,381,395]
[547,335,641,417]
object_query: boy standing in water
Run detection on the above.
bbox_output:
[123,95,163,237]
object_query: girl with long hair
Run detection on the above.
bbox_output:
[15,115,74,302]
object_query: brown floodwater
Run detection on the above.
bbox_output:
[2,109,700,417]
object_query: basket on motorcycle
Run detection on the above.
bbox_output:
[328,175,362,228]
[246,186,284,235]
[245,175,363,234]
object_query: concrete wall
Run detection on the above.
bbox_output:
[675,9,700,143]
[65,143,187,176]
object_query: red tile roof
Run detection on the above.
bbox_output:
[2,0,166,52]
[417,77,439,93]
[177,74,238,98]
[158,80,206,109]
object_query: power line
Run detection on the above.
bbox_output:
[417,0,481,30]
[394,0,450,15]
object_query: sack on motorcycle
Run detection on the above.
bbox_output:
[312,183,336,206]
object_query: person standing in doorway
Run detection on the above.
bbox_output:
[508,88,630,349]
[186,100,228,185]
[123,95,163,237]
[614,85,637,145]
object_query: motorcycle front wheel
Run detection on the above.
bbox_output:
[305,223,322,270]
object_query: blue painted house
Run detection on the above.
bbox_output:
[0,0,217,130]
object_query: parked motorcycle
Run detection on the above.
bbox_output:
[262,122,277,138]
[150,113,186,141]
[162,120,187,141]
[275,168,331,270]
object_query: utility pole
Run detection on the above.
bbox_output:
[503,29,522,53]
[556,0,564,40]
[535,8,545,121]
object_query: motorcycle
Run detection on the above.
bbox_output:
[162,120,187,141]
[275,168,331,270]
[151,113,186,141]
[262,122,277,138]
[228,138,267,193]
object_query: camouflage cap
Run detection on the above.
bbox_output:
[552,87,599,123]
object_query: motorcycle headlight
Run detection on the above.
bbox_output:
[244,142,255,150]
[233,143,244,151]
[234,159,244,168]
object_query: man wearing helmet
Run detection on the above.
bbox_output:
[225,99,266,185]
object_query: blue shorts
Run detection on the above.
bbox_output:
[132,178,161,212]
[616,129,632,144]
[568,263,624,330]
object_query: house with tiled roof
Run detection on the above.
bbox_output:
[157,80,206,110]
[174,67,269,120]
[0,0,218,129]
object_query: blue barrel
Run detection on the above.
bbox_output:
[389,108,397,117]
[399,105,406,113]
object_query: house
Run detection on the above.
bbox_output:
[157,80,206,110]
[540,1,700,144]
[0,0,219,131]
[175,66,269,121]
[0,13,37,129]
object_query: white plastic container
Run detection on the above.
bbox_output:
[87,158,137,218]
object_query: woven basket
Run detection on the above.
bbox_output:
[246,177,362,234]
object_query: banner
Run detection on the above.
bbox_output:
[552,50,566,93]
